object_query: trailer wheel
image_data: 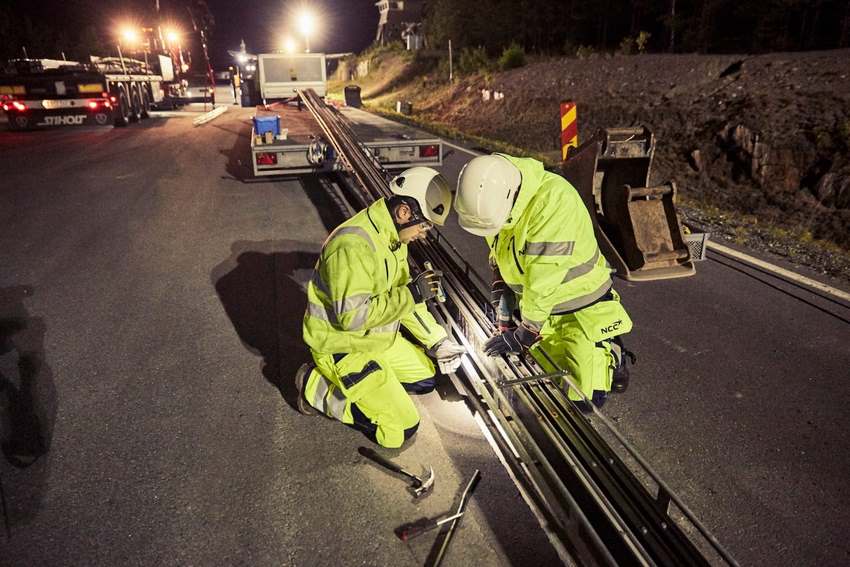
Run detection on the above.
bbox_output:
[7,114,30,131]
[114,91,130,127]
[140,87,151,119]
[129,87,142,123]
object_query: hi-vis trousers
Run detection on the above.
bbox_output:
[304,336,436,448]
[531,290,632,402]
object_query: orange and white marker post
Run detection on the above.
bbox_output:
[560,101,578,161]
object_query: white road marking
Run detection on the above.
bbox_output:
[444,138,850,304]
[707,241,850,303]
[193,105,228,126]
[149,111,206,118]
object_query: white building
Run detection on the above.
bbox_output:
[374,0,425,46]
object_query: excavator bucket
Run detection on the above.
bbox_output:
[562,127,696,281]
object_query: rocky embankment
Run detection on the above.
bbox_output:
[343,48,850,283]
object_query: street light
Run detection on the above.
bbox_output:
[120,26,140,46]
[296,9,315,52]
[164,28,181,47]
[116,25,141,74]
[283,36,297,54]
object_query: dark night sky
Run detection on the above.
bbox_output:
[15,0,380,66]
[202,0,380,61]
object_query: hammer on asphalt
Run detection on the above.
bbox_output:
[358,446,435,498]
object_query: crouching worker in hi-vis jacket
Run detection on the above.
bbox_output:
[295,167,466,448]
[454,154,635,411]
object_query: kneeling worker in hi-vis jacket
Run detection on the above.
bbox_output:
[295,167,466,448]
[454,154,635,410]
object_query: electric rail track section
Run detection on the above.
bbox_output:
[297,88,739,567]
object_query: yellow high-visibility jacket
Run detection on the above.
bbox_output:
[303,198,447,354]
[487,154,614,332]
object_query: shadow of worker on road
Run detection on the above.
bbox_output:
[0,285,57,540]
[211,240,320,410]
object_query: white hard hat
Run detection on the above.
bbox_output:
[454,155,522,236]
[389,167,452,226]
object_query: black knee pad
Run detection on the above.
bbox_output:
[403,421,420,441]
[402,377,436,394]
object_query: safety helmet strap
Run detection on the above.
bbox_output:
[388,195,430,230]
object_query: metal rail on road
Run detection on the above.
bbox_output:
[298,88,739,567]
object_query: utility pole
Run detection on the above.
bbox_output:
[448,39,453,82]
[842,2,850,47]
[669,0,676,52]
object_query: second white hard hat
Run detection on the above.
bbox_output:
[454,154,522,237]
[389,166,452,226]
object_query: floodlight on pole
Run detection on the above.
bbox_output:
[297,10,315,52]
[120,27,140,46]
[164,28,181,46]
[283,36,297,54]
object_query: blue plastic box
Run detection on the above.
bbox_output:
[253,115,280,137]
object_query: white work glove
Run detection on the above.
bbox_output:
[428,338,466,374]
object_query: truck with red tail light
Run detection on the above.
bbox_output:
[1,54,183,130]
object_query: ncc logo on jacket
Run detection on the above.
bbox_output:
[600,320,622,334]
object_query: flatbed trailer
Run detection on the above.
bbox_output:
[250,100,442,177]
[0,56,180,130]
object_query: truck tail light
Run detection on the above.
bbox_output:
[256,153,278,166]
[10,101,27,112]
[88,100,99,109]
[419,144,439,158]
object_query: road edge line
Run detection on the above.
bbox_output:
[707,241,850,303]
[193,105,228,126]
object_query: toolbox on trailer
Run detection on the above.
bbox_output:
[252,114,281,137]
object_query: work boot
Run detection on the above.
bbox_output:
[294,363,318,416]
[611,337,637,394]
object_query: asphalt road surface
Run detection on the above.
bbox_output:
[1,105,849,566]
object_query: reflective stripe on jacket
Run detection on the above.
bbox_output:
[303,198,447,354]
[486,154,613,332]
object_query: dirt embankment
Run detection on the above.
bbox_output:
[337,49,850,283]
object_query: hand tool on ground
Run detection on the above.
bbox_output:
[426,469,481,567]
[395,511,465,541]
[358,446,435,498]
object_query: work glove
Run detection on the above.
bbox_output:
[408,268,443,304]
[491,272,517,332]
[428,338,467,374]
[483,324,539,357]
[496,295,517,333]
[490,270,508,312]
